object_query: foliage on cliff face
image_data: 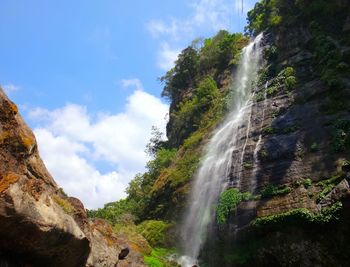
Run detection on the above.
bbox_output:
[163,31,248,147]
[88,30,249,225]
[216,189,253,224]
[136,220,171,247]
[85,2,350,267]
[247,0,349,89]
[246,0,349,37]
[85,30,251,267]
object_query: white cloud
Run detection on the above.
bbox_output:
[157,42,181,71]
[34,129,126,208]
[29,83,168,209]
[147,0,257,71]
[2,84,20,95]
[191,0,232,30]
[148,19,180,39]
[121,78,144,91]
[147,0,231,71]
[147,0,236,41]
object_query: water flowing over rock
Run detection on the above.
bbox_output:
[178,33,264,267]
[0,88,146,266]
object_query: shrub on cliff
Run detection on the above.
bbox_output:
[216,189,253,224]
[137,220,171,247]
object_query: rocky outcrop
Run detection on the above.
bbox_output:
[232,24,350,225]
[202,7,350,265]
[0,89,146,266]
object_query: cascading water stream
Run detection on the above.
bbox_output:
[178,33,264,267]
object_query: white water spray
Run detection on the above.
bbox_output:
[178,33,264,267]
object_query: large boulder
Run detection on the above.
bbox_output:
[0,89,146,267]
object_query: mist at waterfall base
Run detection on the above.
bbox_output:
[177,33,264,267]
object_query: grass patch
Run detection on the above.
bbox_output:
[316,174,344,202]
[52,195,73,214]
[260,184,292,198]
[303,178,312,188]
[243,161,254,170]
[252,202,342,228]
[137,220,171,247]
[144,248,178,267]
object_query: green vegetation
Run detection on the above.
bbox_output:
[85,4,349,264]
[316,174,344,202]
[262,126,275,135]
[163,31,249,147]
[303,178,312,188]
[160,46,199,102]
[161,31,248,104]
[342,160,350,169]
[252,202,342,228]
[224,201,344,266]
[137,220,171,247]
[263,45,278,61]
[274,67,297,92]
[57,187,68,197]
[246,0,348,37]
[260,184,292,198]
[310,142,319,152]
[258,148,268,161]
[199,31,249,73]
[255,65,298,101]
[314,35,344,90]
[223,241,260,266]
[255,91,265,102]
[144,248,178,267]
[248,0,349,116]
[331,120,350,153]
[87,199,137,225]
[243,161,254,170]
[170,76,222,143]
[88,29,250,224]
[216,188,253,224]
[53,195,73,214]
[112,216,152,255]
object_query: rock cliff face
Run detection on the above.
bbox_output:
[233,21,350,227]
[201,5,350,266]
[0,89,146,266]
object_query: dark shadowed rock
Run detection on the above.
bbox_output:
[118,247,130,260]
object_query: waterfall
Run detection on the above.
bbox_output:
[178,33,264,267]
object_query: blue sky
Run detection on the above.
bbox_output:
[0,0,258,208]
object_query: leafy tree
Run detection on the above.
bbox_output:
[146,148,177,178]
[161,46,199,103]
[87,198,137,225]
[145,126,166,156]
[170,76,221,141]
[89,28,253,224]
[199,31,248,74]
[137,220,171,247]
